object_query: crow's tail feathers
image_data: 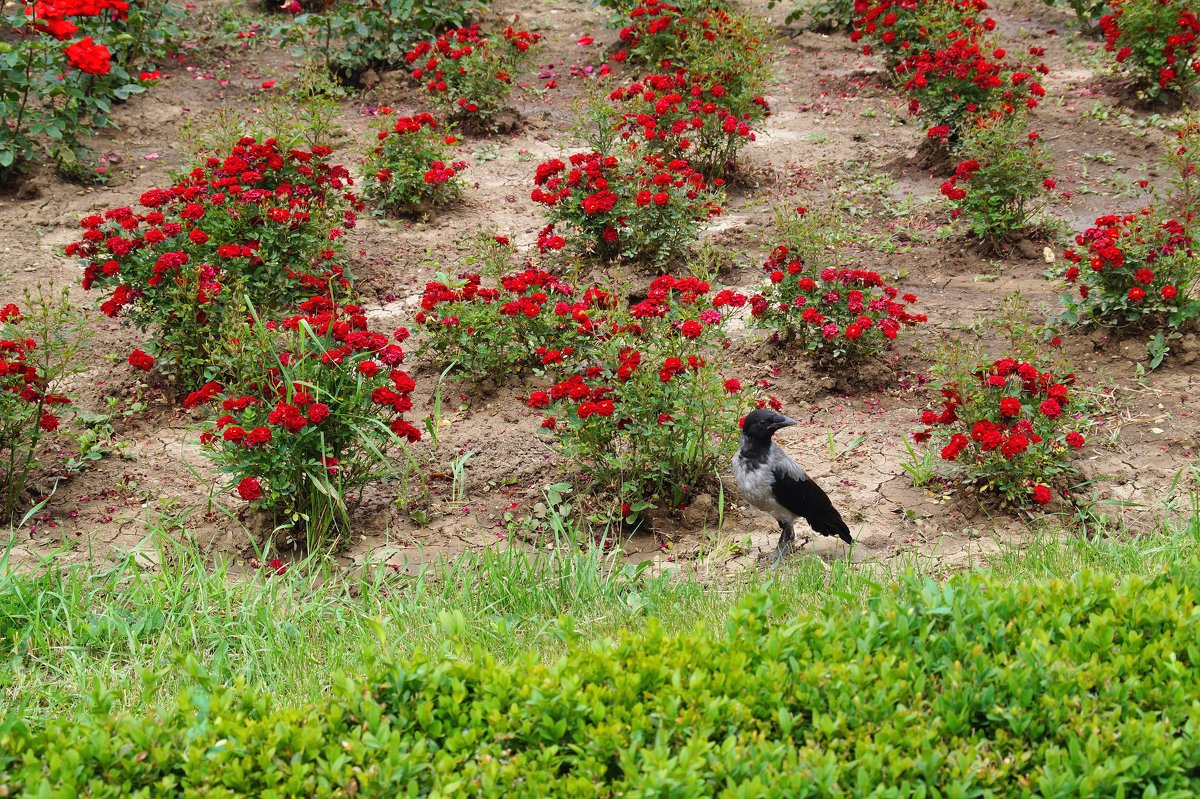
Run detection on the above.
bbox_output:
[807,510,853,544]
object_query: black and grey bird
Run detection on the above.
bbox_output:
[732,408,853,563]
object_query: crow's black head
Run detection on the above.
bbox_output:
[741,408,797,442]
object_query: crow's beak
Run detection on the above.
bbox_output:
[771,417,798,432]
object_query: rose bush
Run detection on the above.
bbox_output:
[1099,0,1199,100]
[531,149,722,266]
[748,257,927,365]
[195,297,421,551]
[66,138,359,386]
[416,260,615,383]
[527,274,751,523]
[913,357,1092,508]
[361,111,467,217]
[405,25,542,128]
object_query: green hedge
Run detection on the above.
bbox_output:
[3,563,1199,797]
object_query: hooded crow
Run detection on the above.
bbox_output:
[732,408,853,563]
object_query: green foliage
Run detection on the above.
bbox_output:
[4,558,1200,795]
[768,0,857,31]
[288,0,484,80]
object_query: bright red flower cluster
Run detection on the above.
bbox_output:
[532,150,720,263]
[606,69,769,177]
[521,272,750,521]
[1099,0,1199,96]
[852,0,1047,138]
[416,265,615,382]
[1,306,71,434]
[915,358,1090,507]
[66,138,359,383]
[196,297,421,514]
[25,0,129,40]
[749,254,926,362]
[362,110,466,216]
[62,36,111,74]
[1061,210,1196,326]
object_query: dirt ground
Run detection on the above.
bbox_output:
[2,0,1197,577]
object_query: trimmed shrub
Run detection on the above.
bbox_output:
[2,563,1200,795]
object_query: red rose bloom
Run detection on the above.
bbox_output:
[237,477,263,501]
[1030,484,1053,504]
[63,37,112,76]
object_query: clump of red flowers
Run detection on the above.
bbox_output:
[66,137,360,386]
[1061,210,1197,330]
[416,249,616,383]
[605,69,769,177]
[194,296,419,550]
[748,247,926,364]
[361,110,467,217]
[1099,0,1199,99]
[914,357,1092,508]
[532,149,721,265]
[525,274,751,523]
[405,25,542,126]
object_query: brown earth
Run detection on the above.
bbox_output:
[2,0,1197,577]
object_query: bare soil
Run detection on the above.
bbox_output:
[3,0,1197,576]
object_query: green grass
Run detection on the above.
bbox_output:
[3,507,1198,728]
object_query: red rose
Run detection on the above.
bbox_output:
[307,403,331,423]
[999,397,1022,417]
[1065,432,1085,448]
[680,320,702,339]
[63,37,111,76]
[1039,399,1062,418]
[1030,484,1053,504]
[237,477,263,501]
[127,349,155,371]
[724,378,741,393]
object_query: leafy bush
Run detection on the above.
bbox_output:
[291,0,483,80]
[0,294,85,524]
[1040,0,1108,29]
[416,260,615,384]
[360,111,467,217]
[531,150,722,266]
[527,274,750,521]
[913,356,1092,507]
[768,0,857,32]
[195,298,420,550]
[1060,210,1198,331]
[599,69,769,177]
[748,261,927,365]
[4,563,1200,796]
[939,115,1058,246]
[66,138,359,387]
[1099,0,1199,100]
[405,25,542,128]
[0,0,177,178]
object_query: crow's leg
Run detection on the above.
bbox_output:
[773,520,795,565]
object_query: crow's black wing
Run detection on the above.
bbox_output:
[769,454,852,543]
